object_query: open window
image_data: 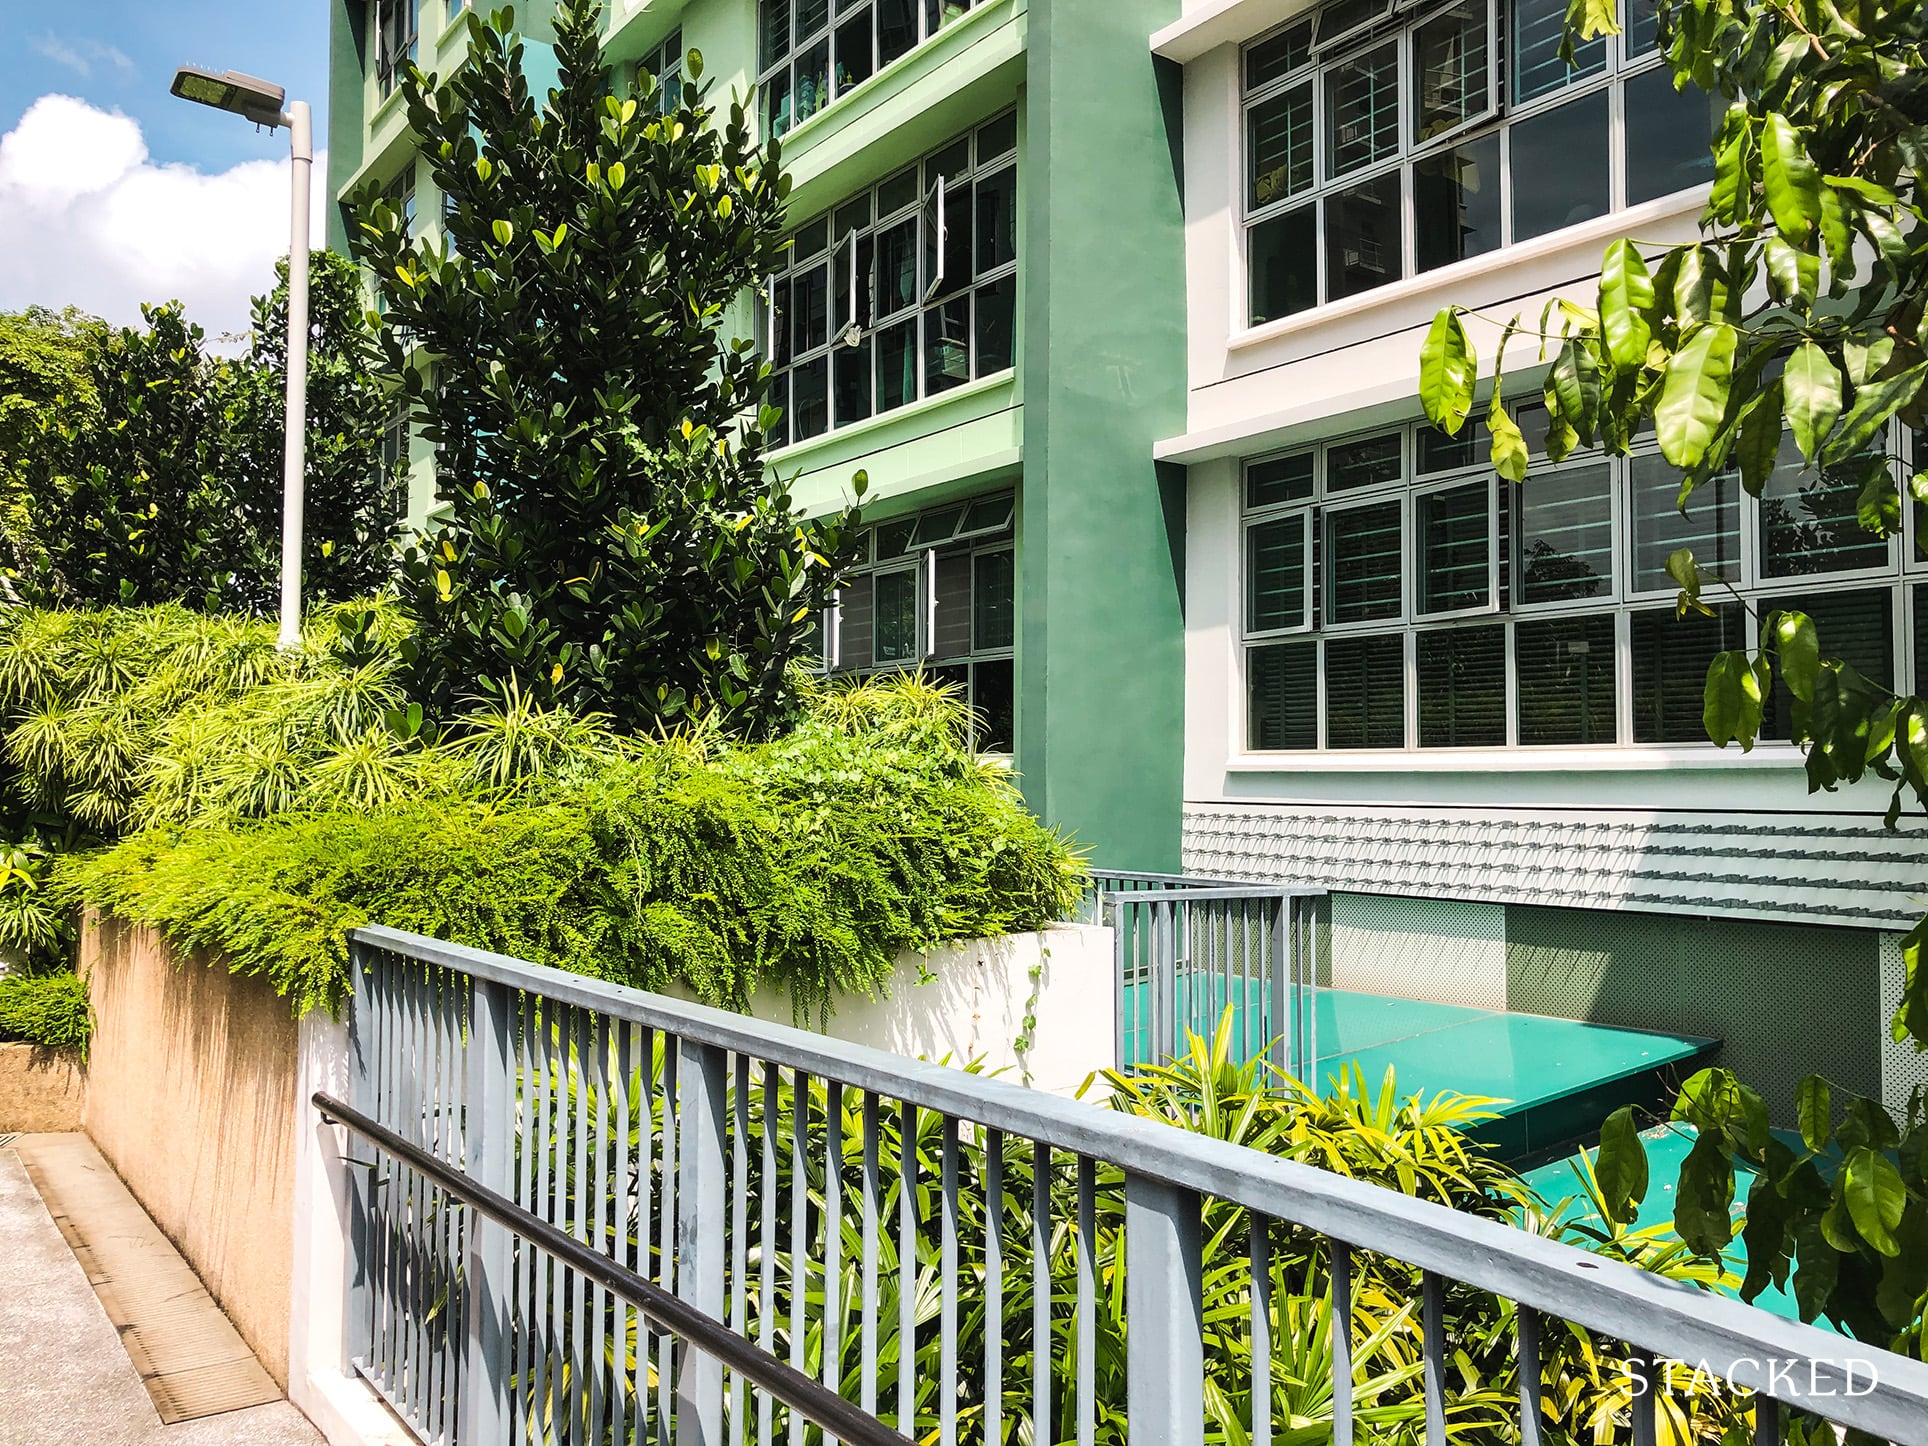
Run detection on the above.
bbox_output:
[1413,474,1498,618]
[921,174,947,302]
[1311,0,1396,55]
[1409,0,1497,148]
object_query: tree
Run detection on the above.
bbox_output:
[226,251,410,603]
[19,257,403,614]
[0,307,103,591]
[1417,0,1928,1349]
[354,1,863,736]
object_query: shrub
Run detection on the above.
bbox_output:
[0,969,90,1052]
[59,670,1086,1017]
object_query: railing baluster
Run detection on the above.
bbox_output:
[860,1092,880,1422]
[940,1116,959,1446]
[1032,1141,1050,1446]
[758,1060,779,1446]
[1124,1171,1204,1446]
[588,1012,612,1446]
[898,1100,917,1439]
[1754,1392,1780,1446]
[1422,1271,1446,1446]
[571,1007,593,1444]
[613,1018,634,1445]
[731,1053,752,1441]
[527,998,551,1443]
[1518,1303,1543,1446]
[1076,1156,1095,1446]
[984,1127,1003,1446]
[824,1079,845,1439]
[460,977,513,1446]
[1331,1238,1353,1446]
[1250,1214,1271,1446]
[676,1039,729,1445]
[1629,1350,1658,1446]
[640,1025,659,1434]
[790,1070,812,1446]
[659,1040,682,1437]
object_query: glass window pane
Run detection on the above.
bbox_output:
[1626,0,1662,53]
[962,494,1014,534]
[938,174,973,297]
[916,505,965,546]
[878,165,920,216]
[924,296,971,393]
[1247,452,1315,509]
[766,371,791,446]
[1326,43,1400,178]
[1759,437,1891,577]
[1249,641,1318,749]
[1246,21,1312,90]
[1511,90,1610,241]
[1624,66,1717,206]
[973,657,1015,752]
[1415,132,1501,273]
[876,517,917,556]
[1248,517,1308,632]
[793,215,831,259]
[1249,204,1317,324]
[1632,605,1744,743]
[1517,614,1617,744]
[792,355,829,439]
[1628,455,1741,592]
[1412,0,1490,144]
[974,274,1016,374]
[1761,589,1894,740]
[977,111,1018,161]
[833,340,872,426]
[875,217,919,317]
[928,137,970,183]
[799,0,830,37]
[973,550,1016,650]
[1328,432,1402,491]
[794,39,830,125]
[762,0,792,70]
[1325,169,1403,302]
[879,0,918,65]
[791,263,829,353]
[1418,481,1491,614]
[1511,0,1606,102]
[874,567,920,662]
[1519,462,1612,603]
[1325,634,1406,748]
[1418,625,1505,746]
[1327,499,1403,623]
[835,13,874,92]
[975,165,1017,272]
[878,318,917,410]
[1417,418,1487,474]
[1249,83,1315,210]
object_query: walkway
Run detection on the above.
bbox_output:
[0,1138,322,1446]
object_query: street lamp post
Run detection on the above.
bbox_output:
[170,67,311,650]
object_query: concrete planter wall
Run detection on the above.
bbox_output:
[0,1041,86,1132]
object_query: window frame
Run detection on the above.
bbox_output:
[758,0,986,141]
[1412,470,1500,620]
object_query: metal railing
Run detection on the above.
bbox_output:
[330,924,1928,1446]
[1093,871,1321,1080]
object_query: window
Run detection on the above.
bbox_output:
[1240,415,1912,752]
[1241,0,1716,324]
[381,397,410,477]
[373,0,420,97]
[636,29,685,113]
[764,114,1017,446]
[818,491,1017,750]
[759,0,983,139]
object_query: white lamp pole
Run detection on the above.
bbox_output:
[170,67,311,649]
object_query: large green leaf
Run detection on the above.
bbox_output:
[1762,113,1822,244]
[1419,310,1476,435]
[1795,1075,1831,1153]
[1675,1131,1738,1256]
[1843,1146,1906,1256]
[1768,609,1819,701]
[1599,239,1654,370]
[1655,323,1737,469]
[1822,359,1928,464]
[1595,1106,1649,1225]
[1783,342,1842,461]
[1703,650,1767,749]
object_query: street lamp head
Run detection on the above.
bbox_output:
[170,66,288,128]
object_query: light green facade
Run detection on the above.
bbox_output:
[325,0,1188,869]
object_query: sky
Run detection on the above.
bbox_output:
[0,1,333,341]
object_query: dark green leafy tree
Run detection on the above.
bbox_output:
[224,251,409,604]
[1417,0,1928,1350]
[354,1,863,735]
[0,306,103,590]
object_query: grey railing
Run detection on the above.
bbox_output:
[1094,871,1321,1080]
[331,924,1928,1446]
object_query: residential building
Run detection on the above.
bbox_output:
[1152,0,1928,1115]
[324,0,1190,871]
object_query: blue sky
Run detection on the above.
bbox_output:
[2,3,329,174]
[0,2,333,338]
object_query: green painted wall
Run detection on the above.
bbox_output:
[326,0,370,253]
[1019,0,1187,871]
[1504,904,1882,1121]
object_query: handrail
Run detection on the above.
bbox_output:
[350,924,1928,1441]
[314,1088,904,1446]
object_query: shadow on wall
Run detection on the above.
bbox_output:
[1503,904,1882,1122]
[80,913,299,1390]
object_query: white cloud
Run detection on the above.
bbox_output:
[28,35,136,79]
[0,94,325,344]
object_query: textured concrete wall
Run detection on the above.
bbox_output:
[0,1042,86,1132]
[80,914,298,1389]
